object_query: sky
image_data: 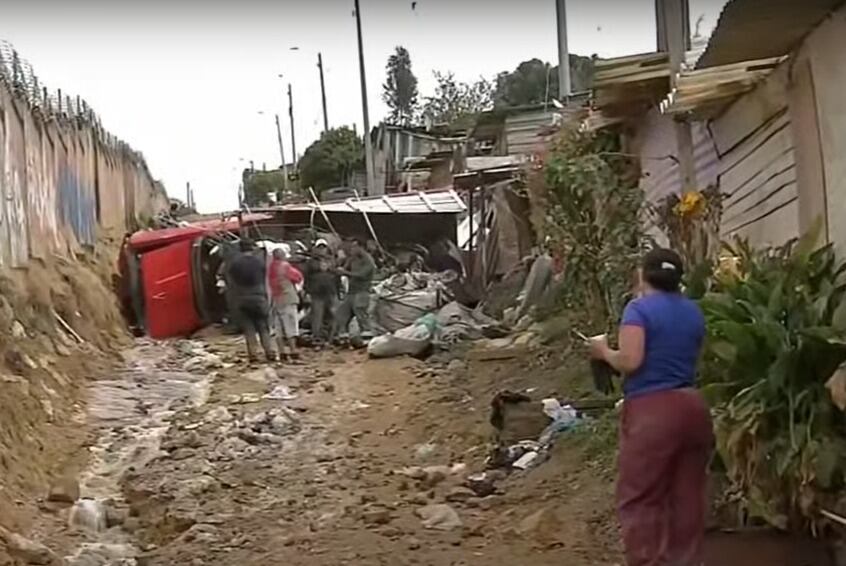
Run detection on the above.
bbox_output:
[1,0,725,213]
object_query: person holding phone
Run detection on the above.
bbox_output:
[587,248,713,566]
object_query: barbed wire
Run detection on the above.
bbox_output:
[0,39,152,176]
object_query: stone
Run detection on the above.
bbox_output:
[416,504,462,531]
[362,508,392,526]
[516,507,565,548]
[407,538,421,551]
[0,529,63,565]
[11,320,27,339]
[446,359,466,373]
[445,487,477,504]
[47,476,80,504]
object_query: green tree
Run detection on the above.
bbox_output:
[494,55,595,108]
[382,46,419,125]
[419,71,494,128]
[298,126,364,193]
[243,169,289,206]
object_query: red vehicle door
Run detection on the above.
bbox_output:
[140,239,202,339]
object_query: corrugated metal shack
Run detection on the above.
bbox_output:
[588,0,846,250]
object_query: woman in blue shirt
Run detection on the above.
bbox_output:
[589,248,713,566]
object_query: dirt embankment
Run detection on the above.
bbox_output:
[0,238,129,553]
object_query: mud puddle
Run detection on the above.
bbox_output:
[64,339,216,565]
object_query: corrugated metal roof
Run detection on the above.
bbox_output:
[697,0,845,69]
[280,189,466,215]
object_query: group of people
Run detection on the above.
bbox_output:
[223,237,376,363]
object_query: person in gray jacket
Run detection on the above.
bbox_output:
[226,240,276,362]
[331,238,375,341]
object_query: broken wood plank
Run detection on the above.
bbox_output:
[466,345,529,362]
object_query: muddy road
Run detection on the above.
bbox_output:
[16,333,835,566]
[19,334,619,566]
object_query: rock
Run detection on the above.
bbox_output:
[11,320,27,339]
[0,296,14,333]
[47,476,80,504]
[0,529,63,565]
[516,507,565,548]
[445,487,477,504]
[362,508,392,526]
[206,406,234,423]
[446,359,466,373]
[466,471,503,497]
[321,382,335,393]
[178,524,219,544]
[184,476,219,497]
[416,504,462,531]
[407,537,421,551]
[414,442,437,460]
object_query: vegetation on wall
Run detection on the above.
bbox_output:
[529,130,646,330]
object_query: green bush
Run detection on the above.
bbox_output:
[699,231,846,529]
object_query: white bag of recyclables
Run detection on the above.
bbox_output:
[367,321,433,358]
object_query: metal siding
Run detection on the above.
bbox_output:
[58,135,96,246]
[0,92,8,267]
[712,70,798,246]
[3,99,30,267]
[697,0,845,69]
[636,108,719,204]
[804,8,846,251]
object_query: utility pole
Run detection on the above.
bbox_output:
[185,182,192,209]
[556,0,571,100]
[354,0,376,196]
[288,83,298,168]
[658,0,696,191]
[275,114,290,194]
[317,52,329,132]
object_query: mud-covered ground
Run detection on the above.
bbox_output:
[121,335,621,566]
[8,330,836,566]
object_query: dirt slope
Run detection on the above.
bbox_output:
[0,241,129,561]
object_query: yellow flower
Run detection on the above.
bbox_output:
[675,191,705,217]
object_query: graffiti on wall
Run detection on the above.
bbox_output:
[0,39,168,268]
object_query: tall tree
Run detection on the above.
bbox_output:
[419,71,494,128]
[298,126,364,193]
[494,55,595,108]
[382,46,419,125]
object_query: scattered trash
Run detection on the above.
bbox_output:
[69,498,109,532]
[229,393,262,404]
[414,442,438,460]
[263,385,298,401]
[416,504,463,531]
[512,450,540,470]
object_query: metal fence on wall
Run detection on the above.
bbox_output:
[0,39,165,267]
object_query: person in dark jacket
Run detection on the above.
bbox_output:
[306,240,340,346]
[226,240,276,362]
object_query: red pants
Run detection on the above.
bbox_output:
[617,388,714,566]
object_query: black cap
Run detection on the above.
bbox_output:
[642,248,684,292]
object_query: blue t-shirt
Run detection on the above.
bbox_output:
[620,292,705,398]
